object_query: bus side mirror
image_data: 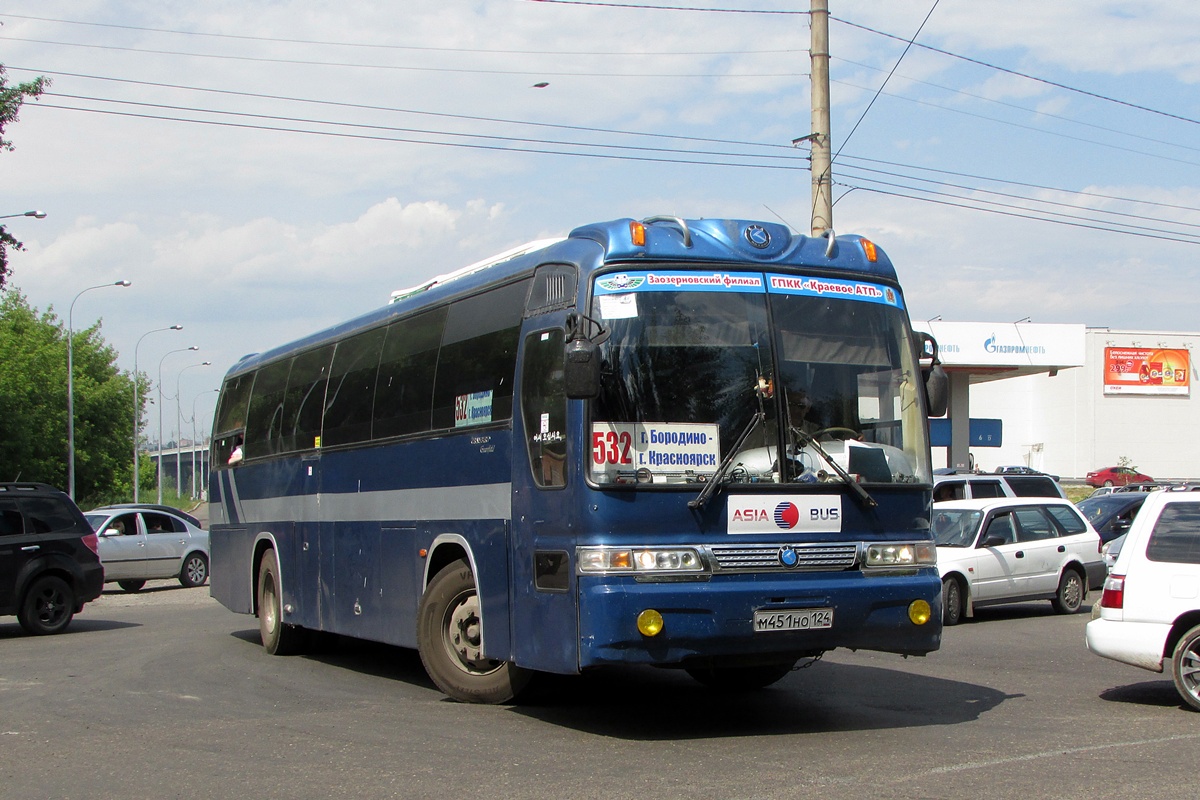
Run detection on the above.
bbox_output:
[564,337,601,399]
[925,364,948,417]
[915,330,948,417]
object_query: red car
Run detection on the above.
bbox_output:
[1086,466,1153,488]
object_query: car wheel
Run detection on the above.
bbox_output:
[943,576,965,626]
[417,558,531,703]
[685,662,796,690]
[1051,569,1084,614]
[118,579,146,593]
[1103,480,1114,487]
[1171,624,1200,712]
[179,552,209,588]
[257,554,307,655]
[18,575,76,635]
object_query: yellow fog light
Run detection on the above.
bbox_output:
[908,599,932,625]
[637,609,664,637]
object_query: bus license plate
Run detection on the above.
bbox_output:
[754,608,833,632]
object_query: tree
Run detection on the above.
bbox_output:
[0,61,51,287]
[0,291,145,505]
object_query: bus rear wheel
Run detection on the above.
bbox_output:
[258,554,307,655]
[418,558,531,704]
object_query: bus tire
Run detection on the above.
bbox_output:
[258,554,306,655]
[418,558,531,704]
[685,661,796,691]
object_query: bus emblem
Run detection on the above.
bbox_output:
[745,225,771,249]
[779,547,800,568]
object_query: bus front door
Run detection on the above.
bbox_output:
[509,328,580,674]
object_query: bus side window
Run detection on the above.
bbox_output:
[433,279,531,430]
[373,307,445,440]
[280,344,334,453]
[245,358,293,458]
[324,326,386,447]
[521,329,567,488]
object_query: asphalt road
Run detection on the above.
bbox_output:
[1,585,1196,800]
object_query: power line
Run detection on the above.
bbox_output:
[0,12,800,56]
[0,36,804,80]
[831,15,1200,128]
[521,1,809,14]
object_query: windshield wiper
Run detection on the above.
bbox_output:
[790,427,877,509]
[688,411,764,510]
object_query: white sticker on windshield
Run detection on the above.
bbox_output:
[598,293,638,320]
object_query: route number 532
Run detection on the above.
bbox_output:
[592,430,633,466]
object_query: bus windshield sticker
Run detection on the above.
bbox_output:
[455,390,494,427]
[728,495,843,534]
[591,421,721,481]
[598,292,638,320]
[766,274,904,309]
[594,271,764,295]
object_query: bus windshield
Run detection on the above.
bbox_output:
[589,269,931,487]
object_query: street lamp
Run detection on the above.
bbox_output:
[68,279,132,499]
[132,325,183,503]
[0,210,47,220]
[158,346,199,504]
[191,388,219,500]
[175,361,211,495]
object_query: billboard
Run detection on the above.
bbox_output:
[1103,347,1191,396]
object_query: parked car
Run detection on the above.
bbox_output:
[1076,493,1148,544]
[0,483,105,635]
[1086,466,1153,488]
[933,472,1066,503]
[1101,533,1125,573]
[933,498,1105,625]
[84,505,209,593]
[995,465,1061,481]
[1086,490,1200,710]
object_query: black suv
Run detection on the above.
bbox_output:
[0,483,105,635]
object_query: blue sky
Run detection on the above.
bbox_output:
[2,1,1199,440]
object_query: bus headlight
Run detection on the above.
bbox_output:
[577,547,706,575]
[864,542,936,568]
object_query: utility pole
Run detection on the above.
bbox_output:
[809,0,833,236]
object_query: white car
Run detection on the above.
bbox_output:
[85,505,210,593]
[1086,490,1200,711]
[933,498,1105,625]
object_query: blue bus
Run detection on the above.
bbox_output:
[208,215,948,703]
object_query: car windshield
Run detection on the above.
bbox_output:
[588,269,931,488]
[1077,496,1138,526]
[933,509,983,547]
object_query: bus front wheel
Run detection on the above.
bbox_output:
[418,558,531,704]
[258,555,307,655]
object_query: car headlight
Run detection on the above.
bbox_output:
[864,542,936,568]
[577,546,706,574]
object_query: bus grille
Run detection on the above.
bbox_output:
[707,543,859,572]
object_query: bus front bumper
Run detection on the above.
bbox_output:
[577,569,942,669]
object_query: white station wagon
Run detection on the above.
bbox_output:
[933,498,1106,625]
[1086,490,1200,711]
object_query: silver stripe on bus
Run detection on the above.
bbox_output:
[226,482,513,524]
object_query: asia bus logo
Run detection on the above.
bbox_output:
[774,502,800,529]
[597,274,644,292]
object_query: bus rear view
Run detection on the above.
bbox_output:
[209,215,946,703]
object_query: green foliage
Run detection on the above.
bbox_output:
[0,290,147,506]
[0,62,51,287]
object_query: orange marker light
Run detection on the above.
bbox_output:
[860,238,878,262]
[630,220,646,246]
